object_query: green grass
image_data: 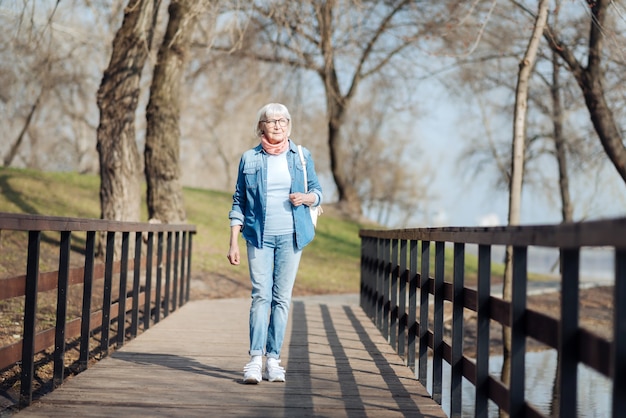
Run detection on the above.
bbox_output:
[1,167,542,298]
[0,167,368,296]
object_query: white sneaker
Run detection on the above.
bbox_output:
[263,357,285,382]
[243,356,262,384]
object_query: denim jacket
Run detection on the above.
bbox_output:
[229,140,323,250]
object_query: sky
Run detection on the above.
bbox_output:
[413,84,626,228]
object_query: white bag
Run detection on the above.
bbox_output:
[297,145,323,228]
[309,202,323,227]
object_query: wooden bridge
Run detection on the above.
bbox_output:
[14,295,446,417]
[2,213,625,417]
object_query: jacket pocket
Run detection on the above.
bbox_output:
[243,161,260,190]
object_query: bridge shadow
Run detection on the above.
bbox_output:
[285,301,314,410]
[342,305,436,416]
[287,300,435,417]
[110,351,241,383]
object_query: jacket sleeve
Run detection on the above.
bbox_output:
[229,155,246,227]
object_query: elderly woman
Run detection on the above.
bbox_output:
[227,103,323,384]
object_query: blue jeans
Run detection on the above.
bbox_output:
[247,234,302,359]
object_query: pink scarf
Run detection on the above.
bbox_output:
[261,134,289,155]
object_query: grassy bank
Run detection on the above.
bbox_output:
[0,167,368,298]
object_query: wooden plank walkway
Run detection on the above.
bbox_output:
[15,295,446,417]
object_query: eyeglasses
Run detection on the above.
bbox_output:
[263,118,289,127]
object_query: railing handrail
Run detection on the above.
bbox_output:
[0,212,196,411]
[0,212,197,233]
[360,216,626,247]
[360,217,624,418]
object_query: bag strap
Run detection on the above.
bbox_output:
[297,145,308,193]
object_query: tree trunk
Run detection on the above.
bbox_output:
[551,51,573,223]
[550,30,572,416]
[318,0,362,218]
[144,0,197,224]
[4,93,42,167]
[97,0,160,227]
[327,104,362,217]
[501,1,550,416]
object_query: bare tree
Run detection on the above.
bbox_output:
[4,93,42,167]
[214,0,453,218]
[178,54,274,191]
[341,82,431,226]
[549,49,574,223]
[144,0,205,223]
[0,2,103,172]
[513,0,626,185]
[452,0,615,226]
[501,2,550,417]
[96,0,161,225]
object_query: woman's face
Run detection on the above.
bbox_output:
[262,114,289,143]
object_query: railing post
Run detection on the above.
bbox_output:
[390,239,399,350]
[179,231,187,307]
[155,231,164,323]
[53,231,71,388]
[130,232,142,338]
[366,237,377,318]
[613,249,626,418]
[558,248,579,417]
[20,230,41,408]
[367,238,378,323]
[79,231,96,371]
[360,237,367,313]
[144,231,154,330]
[407,239,418,372]
[432,241,445,404]
[185,232,193,302]
[509,246,528,418]
[382,238,391,341]
[475,244,491,418]
[117,231,130,347]
[172,231,180,312]
[376,238,384,332]
[450,242,465,418]
[398,239,408,360]
[418,240,430,386]
[361,236,375,318]
[101,231,115,356]
[164,231,173,317]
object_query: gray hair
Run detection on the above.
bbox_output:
[254,103,292,137]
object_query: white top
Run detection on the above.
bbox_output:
[264,152,294,236]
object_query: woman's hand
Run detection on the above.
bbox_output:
[227,225,242,265]
[227,243,240,265]
[289,192,315,207]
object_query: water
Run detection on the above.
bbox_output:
[422,245,615,416]
[426,350,612,417]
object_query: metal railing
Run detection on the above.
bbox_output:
[0,212,196,409]
[359,218,625,417]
